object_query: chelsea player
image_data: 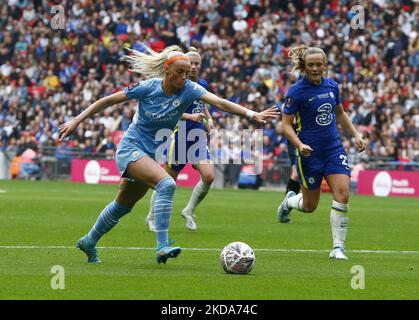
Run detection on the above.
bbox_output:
[58,43,278,264]
[145,47,214,232]
[277,45,367,260]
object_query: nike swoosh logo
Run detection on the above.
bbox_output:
[308,97,315,101]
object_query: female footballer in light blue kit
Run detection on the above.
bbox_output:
[58,43,278,264]
[277,45,367,260]
[145,47,214,232]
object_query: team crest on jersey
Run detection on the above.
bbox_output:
[173,99,180,107]
[132,151,140,158]
[308,177,315,185]
[127,82,140,91]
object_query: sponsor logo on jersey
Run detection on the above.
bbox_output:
[145,110,178,122]
[315,103,333,126]
[191,100,204,114]
[145,111,157,118]
[192,107,203,114]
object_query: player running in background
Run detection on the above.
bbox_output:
[58,43,278,264]
[145,47,214,232]
[277,45,367,260]
[278,102,300,224]
[284,143,301,200]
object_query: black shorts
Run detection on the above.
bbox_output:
[287,141,296,166]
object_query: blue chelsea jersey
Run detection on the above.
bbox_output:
[283,77,342,155]
[182,78,209,131]
[122,78,208,156]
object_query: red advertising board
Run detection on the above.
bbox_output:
[357,170,419,197]
[174,163,200,187]
[71,159,199,187]
[71,159,121,184]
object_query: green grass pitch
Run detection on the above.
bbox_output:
[0,180,418,300]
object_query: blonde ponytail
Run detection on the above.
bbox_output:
[288,45,327,73]
[121,43,186,79]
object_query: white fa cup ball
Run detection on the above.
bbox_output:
[220,241,255,274]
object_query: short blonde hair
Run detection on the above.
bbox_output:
[288,45,327,73]
[186,46,200,57]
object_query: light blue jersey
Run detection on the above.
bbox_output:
[122,78,208,157]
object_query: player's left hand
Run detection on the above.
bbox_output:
[254,105,280,124]
[355,136,367,153]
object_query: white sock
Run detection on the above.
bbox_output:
[330,200,349,249]
[184,181,211,213]
[287,193,305,212]
[147,190,157,221]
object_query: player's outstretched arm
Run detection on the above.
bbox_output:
[335,104,367,152]
[200,92,279,124]
[59,91,129,141]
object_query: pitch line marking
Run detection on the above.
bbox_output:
[0,245,418,254]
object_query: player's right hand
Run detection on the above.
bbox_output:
[189,113,205,123]
[254,105,280,124]
[58,118,80,141]
[355,136,367,153]
[298,144,313,157]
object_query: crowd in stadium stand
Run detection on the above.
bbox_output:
[0,0,418,180]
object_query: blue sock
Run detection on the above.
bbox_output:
[87,200,132,244]
[153,177,176,248]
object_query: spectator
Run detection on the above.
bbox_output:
[262,136,274,160]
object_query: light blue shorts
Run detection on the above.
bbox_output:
[115,138,150,179]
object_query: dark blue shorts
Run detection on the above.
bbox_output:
[166,127,211,172]
[295,147,351,190]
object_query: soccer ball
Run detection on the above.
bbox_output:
[220,242,255,274]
